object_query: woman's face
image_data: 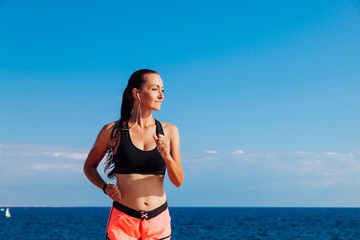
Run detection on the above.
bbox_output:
[137,73,164,111]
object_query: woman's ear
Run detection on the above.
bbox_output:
[132,88,139,99]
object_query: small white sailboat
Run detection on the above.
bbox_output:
[0,208,4,211]
[5,208,11,218]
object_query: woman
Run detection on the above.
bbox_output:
[83,69,184,240]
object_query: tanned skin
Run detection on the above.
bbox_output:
[83,73,184,211]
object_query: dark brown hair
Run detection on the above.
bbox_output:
[103,69,158,179]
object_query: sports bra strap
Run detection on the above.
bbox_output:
[155,119,164,136]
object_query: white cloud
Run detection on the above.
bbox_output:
[0,144,92,177]
[232,150,245,154]
[32,163,83,173]
[300,178,345,187]
[324,152,338,156]
[41,151,88,160]
[204,150,217,154]
[181,152,223,171]
[0,144,88,159]
[183,149,360,188]
[2,143,359,190]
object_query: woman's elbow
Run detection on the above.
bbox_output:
[175,181,183,188]
[83,163,90,176]
[173,173,184,187]
[83,161,96,175]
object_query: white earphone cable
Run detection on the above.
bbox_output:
[128,96,141,131]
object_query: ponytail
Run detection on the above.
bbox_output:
[119,87,133,129]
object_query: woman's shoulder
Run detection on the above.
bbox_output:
[158,121,179,136]
[100,120,123,136]
[102,121,117,133]
[158,120,176,128]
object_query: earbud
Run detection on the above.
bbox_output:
[136,92,140,100]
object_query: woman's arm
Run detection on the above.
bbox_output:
[83,123,121,201]
[154,124,184,187]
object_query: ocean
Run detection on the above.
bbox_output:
[1,207,360,239]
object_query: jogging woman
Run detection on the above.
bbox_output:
[83,69,184,240]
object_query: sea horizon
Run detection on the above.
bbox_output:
[1,205,360,208]
[2,206,360,239]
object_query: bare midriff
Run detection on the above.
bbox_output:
[115,173,166,211]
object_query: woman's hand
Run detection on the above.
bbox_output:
[105,183,122,202]
[153,134,171,159]
[154,124,184,187]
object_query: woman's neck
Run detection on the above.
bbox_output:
[128,110,154,129]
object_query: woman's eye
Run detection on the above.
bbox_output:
[152,88,158,91]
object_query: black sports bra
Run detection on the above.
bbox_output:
[113,119,166,175]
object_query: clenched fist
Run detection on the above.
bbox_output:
[153,134,171,159]
[104,183,122,202]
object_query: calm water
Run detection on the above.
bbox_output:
[1,207,360,239]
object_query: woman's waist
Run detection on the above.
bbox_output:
[116,194,167,212]
[112,199,168,220]
[115,173,166,211]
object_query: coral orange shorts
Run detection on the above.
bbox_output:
[106,201,171,240]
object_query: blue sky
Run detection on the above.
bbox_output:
[1,0,360,207]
